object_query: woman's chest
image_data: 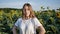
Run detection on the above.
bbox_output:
[19,20,34,30]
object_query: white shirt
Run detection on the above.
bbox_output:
[15,17,42,34]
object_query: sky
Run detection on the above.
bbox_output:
[0,0,60,11]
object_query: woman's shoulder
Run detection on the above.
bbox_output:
[17,17,22,21]
[32,17,37,20]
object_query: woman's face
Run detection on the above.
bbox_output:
[24,6,30,17]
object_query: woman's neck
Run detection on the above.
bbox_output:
[22,16,31,20]
[26,16,30,19]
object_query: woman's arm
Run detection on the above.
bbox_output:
[38,25,46,34]
[12,25,17,34]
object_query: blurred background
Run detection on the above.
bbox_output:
[0,0,60,34]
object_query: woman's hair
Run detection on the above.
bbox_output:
[22,3,36,19]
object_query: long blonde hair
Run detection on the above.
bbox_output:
[22,3,36,19]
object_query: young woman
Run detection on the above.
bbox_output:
[12,3,46,34]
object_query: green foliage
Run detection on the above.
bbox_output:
[0,8,60,34]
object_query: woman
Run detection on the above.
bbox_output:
[12,3,46,34]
